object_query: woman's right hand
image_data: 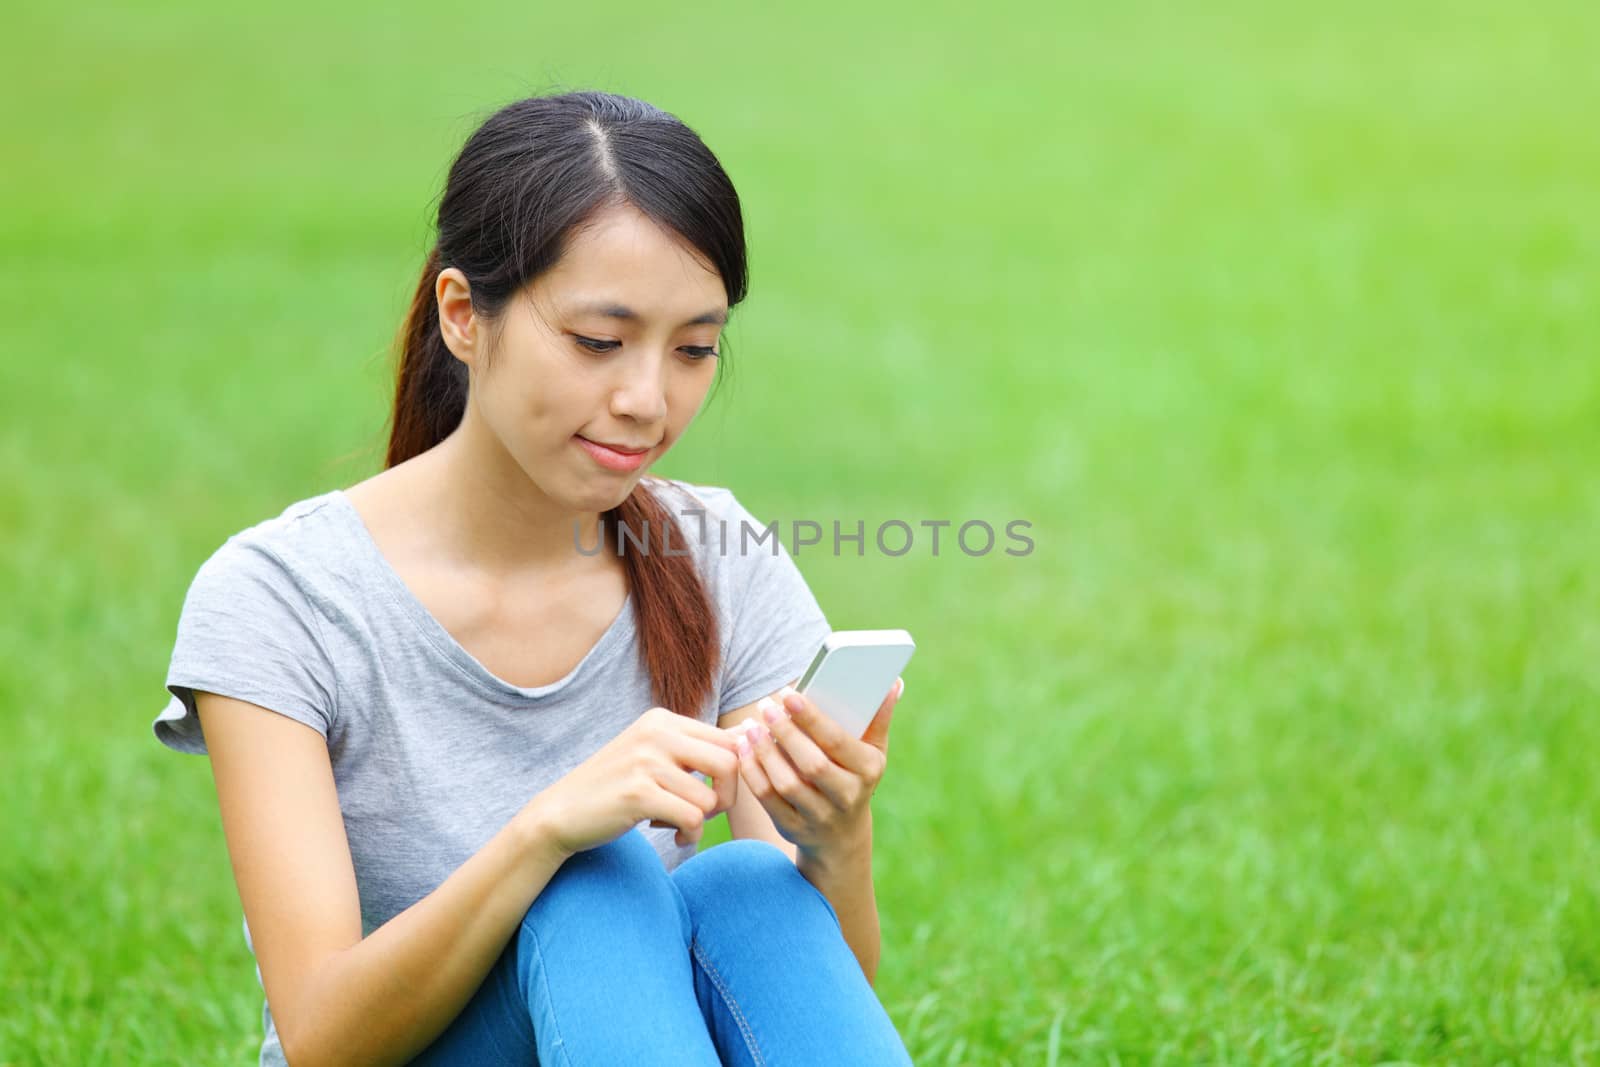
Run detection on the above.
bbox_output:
[525,706,742,858]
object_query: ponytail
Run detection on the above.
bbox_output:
[608,487,721,720]
[387,246,466,469]
[386,243,721,719]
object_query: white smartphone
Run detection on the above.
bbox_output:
[795,629,916,738]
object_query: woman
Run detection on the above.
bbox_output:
[152,90,913,1066]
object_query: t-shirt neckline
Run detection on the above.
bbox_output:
[326,488,636,703]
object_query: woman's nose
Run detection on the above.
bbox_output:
[609,355,670,423]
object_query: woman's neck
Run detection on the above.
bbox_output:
[366,421,608,581]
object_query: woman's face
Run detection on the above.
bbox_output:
[442,202,727,513]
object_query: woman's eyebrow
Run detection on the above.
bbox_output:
[573,300,728,327]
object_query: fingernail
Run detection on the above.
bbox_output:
[758,697,784,725]
[777,685,799,703]
[736,732,751,757]
[897,678,906,699]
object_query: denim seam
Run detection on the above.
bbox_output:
[521,920,574,1067]
[691,935,766,1067]
[807,877,843,930]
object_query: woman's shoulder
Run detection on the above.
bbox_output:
[646,477,778,558]
[645,476,815,590]
[648,476,739,519]
[188,489,352,591]
[648,476,779,535]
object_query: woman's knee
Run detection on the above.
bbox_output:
[673,838,841,933]
[522,827,686,933]
[677,837,794,885]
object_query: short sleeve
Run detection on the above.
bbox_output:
[708,488,833,716]
[152,537,338,755]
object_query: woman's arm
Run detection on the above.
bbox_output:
[719,686,802,864]
[198,691,570,1067]
[719,685,885,985]
[795,813,881,984]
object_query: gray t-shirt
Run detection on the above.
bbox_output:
[152,476,831,1067]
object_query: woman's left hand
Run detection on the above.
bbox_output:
[734,677,904,858]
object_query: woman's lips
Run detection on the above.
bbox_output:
[575,435,652,472]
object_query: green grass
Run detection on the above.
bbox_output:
[4,1,1599,1063]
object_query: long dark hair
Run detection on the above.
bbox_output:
[387,90,745,719]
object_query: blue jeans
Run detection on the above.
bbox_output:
[409,829,914,1066]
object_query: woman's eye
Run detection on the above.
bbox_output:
[573,335,719,361]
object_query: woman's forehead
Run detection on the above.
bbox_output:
[532,273,728,324]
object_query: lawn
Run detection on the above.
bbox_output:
[2,1,1597,1063]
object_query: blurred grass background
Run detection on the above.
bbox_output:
[3,1,1598,1063]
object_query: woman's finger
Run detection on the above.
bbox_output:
[859,677,903,756]
[662,733,741,815]
[642,786,711,848]
[734,721,802,828]
[758,695,856,808]
[749,718,827,820]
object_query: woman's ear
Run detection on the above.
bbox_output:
[435,267,479,365]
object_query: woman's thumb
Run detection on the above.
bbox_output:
[861,677,904,751]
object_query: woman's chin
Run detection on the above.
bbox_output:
[567,473,646,513]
